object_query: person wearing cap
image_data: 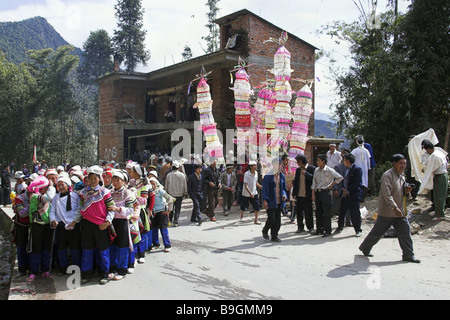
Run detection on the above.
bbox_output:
[262,158,288,242]
[326,143,342,170]
[102,167,113,190]
[27,176,57,282]
[220,165,237,216]
[68,165,119,285]
[12,180,34,276]
[50,174,81,275]
[165,160,187,227]
[45,169,59,192]
[109,169,139,280]
[129,164,151,263]
[149,177,176,252]
[419,140,448,221]
[240,160,262,224]
[70,170,85,193]
[14,171,27,196]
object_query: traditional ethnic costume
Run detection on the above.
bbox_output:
[109,169,139,279]
[49,174,81,274]
[149,177,175,252]
[27,176,56,281]
[12,190,31,275]
[74,166,115,284]
[130,165,150,263]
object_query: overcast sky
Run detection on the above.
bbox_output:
[0,0,411,116]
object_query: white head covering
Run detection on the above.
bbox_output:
[87,165,103,176]
[57,173,72,187]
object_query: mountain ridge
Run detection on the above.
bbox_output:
[0,16,82,64]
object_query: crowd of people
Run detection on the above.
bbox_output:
[6,134,449,285]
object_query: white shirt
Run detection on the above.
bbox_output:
[49,191,80,227]
[242,170,258,197]
[311,165,343,190]
[326,150,342,169]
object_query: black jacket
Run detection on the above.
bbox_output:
[203,166,220,192]
[187,172,205,199]
[1,169,11,189]
[292,164,316,198]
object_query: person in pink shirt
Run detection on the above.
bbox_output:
[69,165,119,285]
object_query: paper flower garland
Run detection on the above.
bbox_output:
[288,84,313,172]
[191,68,224,163]
[230,58,254,160]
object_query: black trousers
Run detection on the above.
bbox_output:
[56,222,81,251]
[263,206,282,239]
[80,219,110,251]
[315,190,332,233]
[338,197,362,232]
[205,189,219,218]
[190,195,205,222]
[296,197,314,231]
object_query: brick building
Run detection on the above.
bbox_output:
[98,9,342,165]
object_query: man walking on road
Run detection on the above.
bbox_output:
[359,154,420,263]
[262,158,288,242]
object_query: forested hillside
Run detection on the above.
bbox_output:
[0,16,82,64]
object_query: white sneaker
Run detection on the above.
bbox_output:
[127,268,134,274]
[137,257,145,264]
[164,247,171,252]
[113,274,125,281]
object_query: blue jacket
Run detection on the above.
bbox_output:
[262,172,288,209]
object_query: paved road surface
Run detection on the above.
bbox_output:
[5,199,450,301]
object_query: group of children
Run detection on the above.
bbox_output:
[11,161,176,285]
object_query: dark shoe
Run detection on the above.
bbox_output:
[355,231,362,237]
[360,248,373,257]
[322,232,331,237]
[312,229,324,235]
[403,256,421,263]
[262,231,269,240]
[333,227,343,234]
[271,238,281,243]
[295,229,305,233]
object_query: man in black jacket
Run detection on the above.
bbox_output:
[1,164,12,206]
[202,158,221,221]
[334,153,363,236]
[187,164,206,225]
[292,155,316,233]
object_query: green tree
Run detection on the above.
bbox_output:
[113,0,150,71]
[320,0,449,163]
[202,0,220,53]
[0,52,36,166]
[78,29,114,84]
[181,43,193,61]
[26,45,79,164]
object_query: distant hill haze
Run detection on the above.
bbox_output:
[0,16,82,64]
